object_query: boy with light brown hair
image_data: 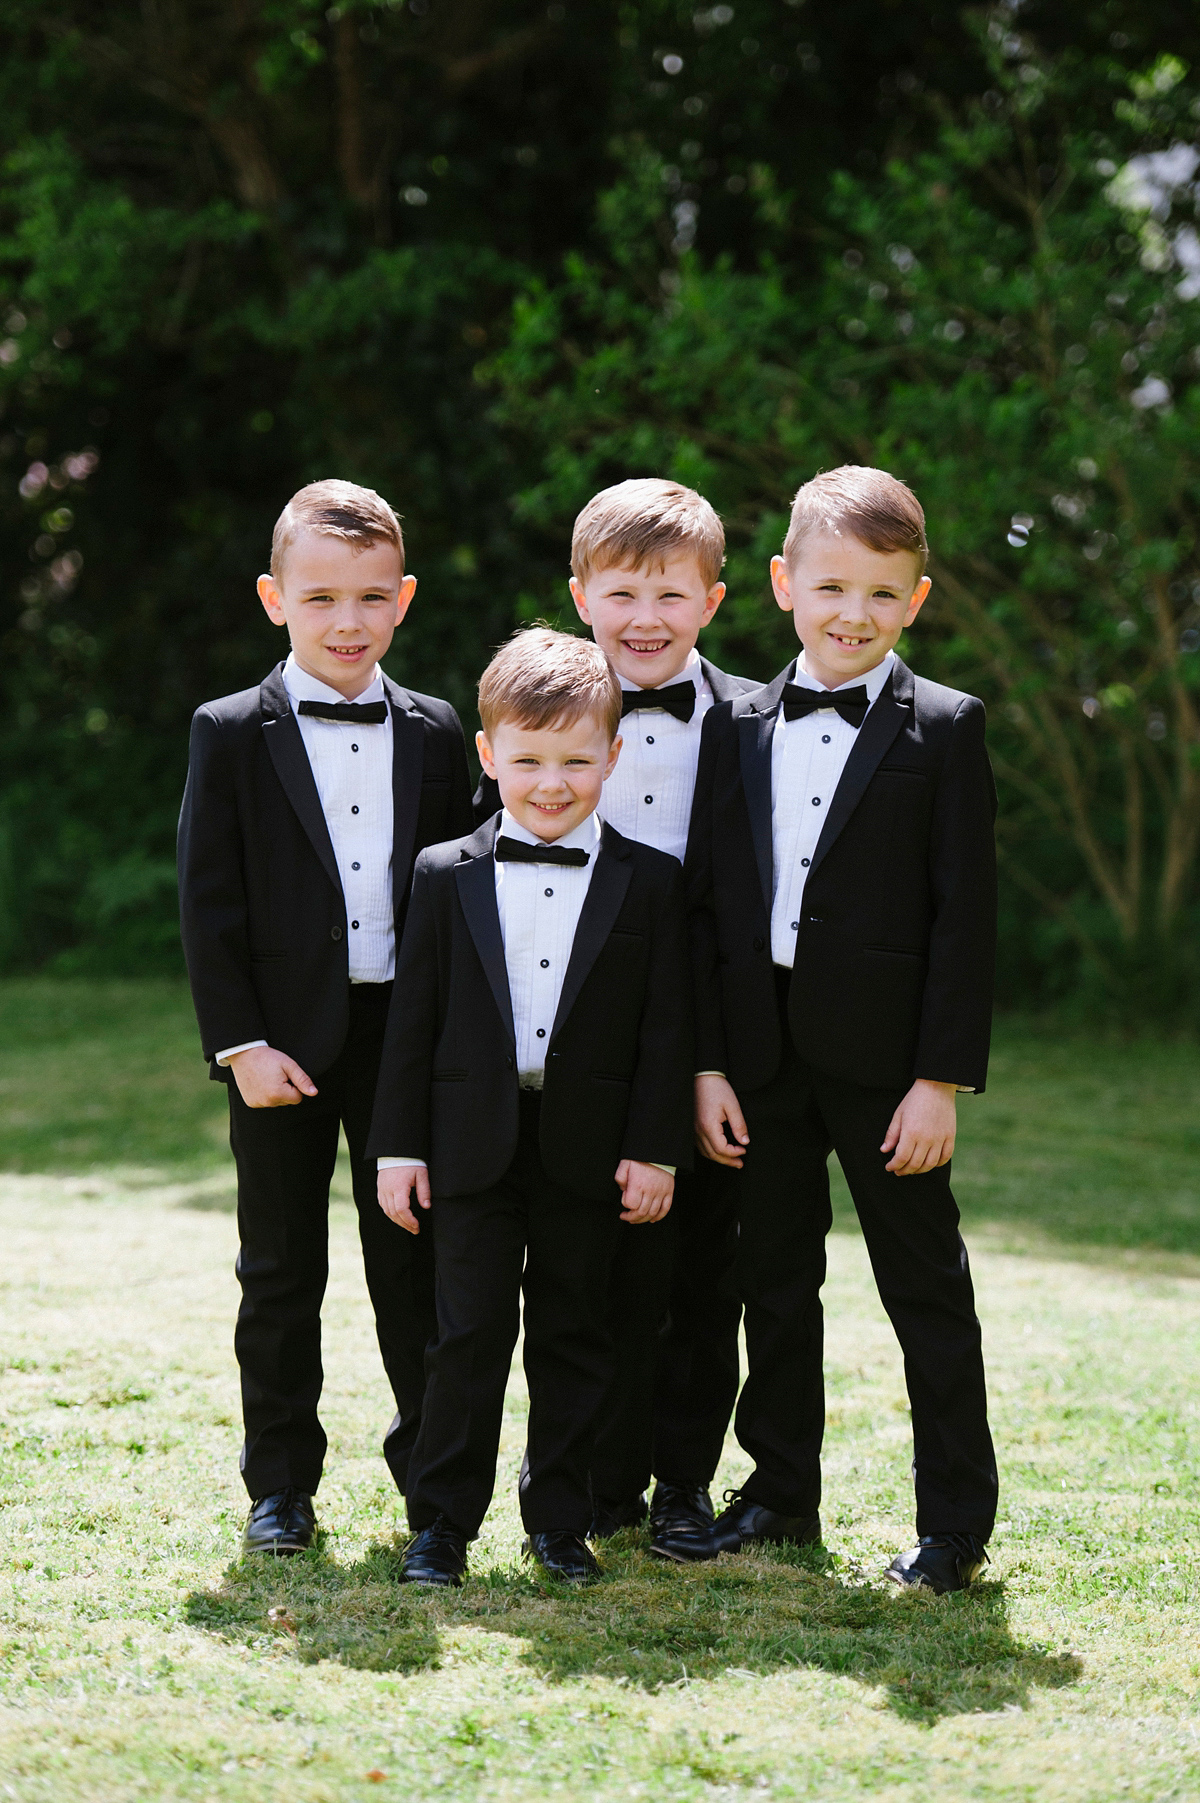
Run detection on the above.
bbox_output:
[475,478,764,1552]
[368,628,693,1586]
[680,465,998,1592]
[178,479,473,1556]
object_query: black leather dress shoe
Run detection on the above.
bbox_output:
[243,1488,317,1556]
[648,1481,715,1559]
[524,1531,600,1583]
[655,1489,821,1563]
[588,1492,647,1540]
[885,1533,988,1594]
[399,1517,469,1587]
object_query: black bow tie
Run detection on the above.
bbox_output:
[297,699,388,724]
[782,683,871,728]
[621,680,696,724]
[495,836,590,868]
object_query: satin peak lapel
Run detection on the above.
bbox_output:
[386,680,426,900]
[550,830,633,1040]
[259,666,342,899]
[808,664,911,878]
[454,845,515,1047]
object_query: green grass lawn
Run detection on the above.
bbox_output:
[1,981,1199,1801]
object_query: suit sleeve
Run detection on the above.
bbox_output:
[621,859,695,1171]
[177,707,268,1063]
[442,703,476,840]
[366,855,440,1161]
[914,697,997,1093]
[683,707,729,1075]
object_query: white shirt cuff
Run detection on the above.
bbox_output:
[215,1039,268,1066]
[377,1157,427,1170]
[649,1164,676,1176]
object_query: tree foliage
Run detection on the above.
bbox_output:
[0,0,1197,1011]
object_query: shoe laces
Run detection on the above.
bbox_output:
[422,1514,465,1547]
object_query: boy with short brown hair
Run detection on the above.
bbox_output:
[178,479,473,1556]
[679,465,999,1593]
[369,627,693,1586]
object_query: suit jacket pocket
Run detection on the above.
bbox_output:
[432,1070,467,1081]
[861,947,926,1044]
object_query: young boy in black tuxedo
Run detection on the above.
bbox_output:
[178,480,473,1555]
[368,628,692,1586]
[475,480,761,1554]
[677,466,998,1593]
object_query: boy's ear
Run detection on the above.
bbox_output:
[476,729,497,778]
[770,555,794,613]
[699,581,726,628]
[257,573,287,626]
[395,573,418,626]
[604,733,623,780]
[568,576,592,624]
[905,574,932,626]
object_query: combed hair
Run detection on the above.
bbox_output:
[478,627,622,742]
[271,479,404,579]
[571,478,725,587]
[782,466,928,575]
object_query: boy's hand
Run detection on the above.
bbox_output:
[694,1075,749,1168]
[227,1045,318,1108]
[377,1165,432,1235]
[615,1160,674,1223]
[882,1079,957,1175]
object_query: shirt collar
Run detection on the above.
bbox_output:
[283,650,385,709]
[790,647,895,704]
[498,807,602,857]
[616,646,703,694]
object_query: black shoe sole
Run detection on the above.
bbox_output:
[649,1535,722,1563]
[398,1568,463,1588]
[242,1538,312,1557]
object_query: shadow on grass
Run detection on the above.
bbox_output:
[184,1530,1081,1725]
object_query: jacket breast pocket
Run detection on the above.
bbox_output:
[431,1070,467,1082]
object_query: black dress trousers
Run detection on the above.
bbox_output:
[732,971,998,1539]
[589,1159,742,1502]
[228,983,437,1501]
[406,1092,622,1538]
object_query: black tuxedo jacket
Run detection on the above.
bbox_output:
[471,656,763,824]
[687,656,997,1095]
[177,660,473,1080]
[366,815,694,1201]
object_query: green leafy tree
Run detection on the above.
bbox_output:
[491,29,1200,1014]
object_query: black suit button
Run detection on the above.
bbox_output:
[536,1028,546,1039]
[644,794,653,804]
[801,857,810,868]
[791,920,799,930]
[351,920,359,929]
[351,743,359,752]
[351,805,360,815]
[540,958,549,968]
[352,861,361,871]
[822,734,831,744]
[812,796,821,807]
[646,734,655,744]
[331,926,343,941]
[808,916,823,924]
[505,1054,514,1068]
[544,887,553,897]
[753,935,764,952]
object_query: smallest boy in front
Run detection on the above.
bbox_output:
[367,629,693,1586]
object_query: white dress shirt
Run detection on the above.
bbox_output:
[215,651,395,1065]
[770,650,895,968]
[602,648,713,862]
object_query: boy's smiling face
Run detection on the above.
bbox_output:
[257,529,417,699]
[771,530,931,690]
[569,555,725,689]
[477,714,621,843]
